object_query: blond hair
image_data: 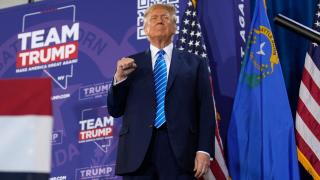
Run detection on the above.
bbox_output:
[143,4,177,27]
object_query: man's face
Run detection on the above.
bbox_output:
[144,7,176,41]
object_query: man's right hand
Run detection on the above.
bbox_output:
[115,57,137,82]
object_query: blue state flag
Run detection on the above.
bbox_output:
[227,0,300,179]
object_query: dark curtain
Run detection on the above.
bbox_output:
[265,0,317,116]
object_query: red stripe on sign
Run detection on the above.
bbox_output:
[0,78,52,115]
[16,41,78,68]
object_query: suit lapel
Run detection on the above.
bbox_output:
[166,49,181,93]
[142,50,156,106]
[142,49,153,74]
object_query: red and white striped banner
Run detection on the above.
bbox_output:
[0,78,53,175]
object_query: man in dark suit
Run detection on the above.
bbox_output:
[107,3,215,180]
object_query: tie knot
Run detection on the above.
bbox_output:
[157,50,165,56]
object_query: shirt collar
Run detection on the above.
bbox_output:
[150,43,173,59]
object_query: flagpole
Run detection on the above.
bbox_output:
[274,14,320,44]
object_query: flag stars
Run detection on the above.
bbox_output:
[203,45,207,50]
[188,40,194,46]
[196,31,201,37]
[175,1,208,60]
[180,37,186,43]
[317,11,320,18]
[192,11,196,17]
[313,42,318,47]
[182,28,188,34]
[195,41,200,47]
[184,19,190,25]
[185,10,191,16]
[315,21,320,27]
[201,52,207,58]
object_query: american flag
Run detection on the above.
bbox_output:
[295,1,320,179]
[176,1,229,179]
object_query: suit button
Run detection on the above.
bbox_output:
[148,125,153,128]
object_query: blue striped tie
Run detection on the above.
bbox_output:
[154,50,167,128]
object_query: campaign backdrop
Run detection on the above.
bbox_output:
[0,0,249,179]
[198,0,250,144]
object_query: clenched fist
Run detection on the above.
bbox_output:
[115,57,137,82]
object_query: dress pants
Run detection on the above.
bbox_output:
[123,125,195,180]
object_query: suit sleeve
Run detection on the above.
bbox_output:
[107,78,130,118]
[196,58,215,158]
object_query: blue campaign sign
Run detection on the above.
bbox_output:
[0,0,187,179]
[0,0,250,179]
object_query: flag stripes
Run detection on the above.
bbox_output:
[295,2,320,179]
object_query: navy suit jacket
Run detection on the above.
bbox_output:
[107,48,215,175]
